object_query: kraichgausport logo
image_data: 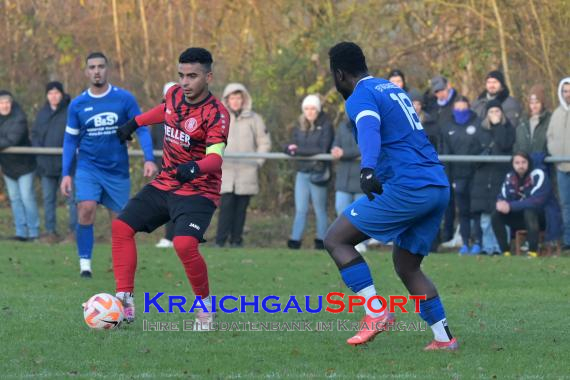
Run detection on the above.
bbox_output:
[144,293,426,314]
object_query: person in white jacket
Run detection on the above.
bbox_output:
[547,77,570,248]
[215,83,271,247]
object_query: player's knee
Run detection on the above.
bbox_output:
[173,236,199,254]
[323,232,339,252]
[112,219,135,238]
[78,203,96,224]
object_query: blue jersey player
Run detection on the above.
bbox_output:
[60,52,158,278]
[325,42,457,350]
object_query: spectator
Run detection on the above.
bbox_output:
[442,96,481,254]
[471,100,515,254]
[216,83,271,248]
[472,70,522,128]
[0,90,40,241]
[547,76,570,249]
[153,81,177,249]
[31,81,77,244]
[491,152,562,257]
[409,88,438,150]
[514,85,551,154]
[285,94,333,250]
[387,69,408,92]
[331,117,367,253]
[425,75,459,243]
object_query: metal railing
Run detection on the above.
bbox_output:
[2,146,570,163]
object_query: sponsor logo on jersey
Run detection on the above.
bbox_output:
[84,107,93,112]
[184,118,198,134]
[164,125,191,144]
[85,112,119,127]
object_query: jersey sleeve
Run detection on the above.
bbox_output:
[62,102,80,176]
[346,89,381,170]
[124,91,155,162]
[204,103,230,156]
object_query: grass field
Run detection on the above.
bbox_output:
[1,241,569,379]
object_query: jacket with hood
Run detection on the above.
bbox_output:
[470,117,515,214]
[472,86,522,128]
[546,77,570,172]
[31,94,71,177]
[0,101,36,179]
[514,111,551,155]
[220,83,271,195]
[286,111,334,174]
[497,153,562,242]
[332,118,361,194]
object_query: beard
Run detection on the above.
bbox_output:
[92,81,106,88]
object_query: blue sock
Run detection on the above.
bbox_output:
[340,262,373,293]
[76,224,94,259]
[419,296,446,325]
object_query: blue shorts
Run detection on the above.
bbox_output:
[343,184,449,256]
[75,169,130,213]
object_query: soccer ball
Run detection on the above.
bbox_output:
[83,293,124,330]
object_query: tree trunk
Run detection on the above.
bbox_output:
[111,0,125,81]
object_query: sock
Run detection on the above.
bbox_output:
[202,296,212,312]
[419,296,453,342]
[340,260,383,317]
[112,219,138,293]
[76,224,94,259]
[357,285,384,318]
[173,236,209,298]
[79,258,91,272]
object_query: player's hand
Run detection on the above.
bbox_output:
[60,175,73,197]
[176,161,201,183]
[116,118,139,144]
[143,161,158,178]
[360,168,382,201]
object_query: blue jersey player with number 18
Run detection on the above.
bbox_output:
[324,42,457,350]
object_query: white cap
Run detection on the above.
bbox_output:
[302,94,321,112]
[163,82,177,96]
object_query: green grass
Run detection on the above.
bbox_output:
[1,242,569,379]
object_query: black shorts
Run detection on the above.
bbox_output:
[118,184,216,242]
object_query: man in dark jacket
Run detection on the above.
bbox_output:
[424,76,459,243]
[442,96,481,254]
[0,90,40,241]
[32,82,77,243]
[491,152,562,257]
[472,70,522,128]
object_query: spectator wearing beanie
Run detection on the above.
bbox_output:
[0,90,40,241]
[470,99,515,254]
[284,94,334,250]
[514,85,551,155]
[31,81,77,243]
[472,70,522,128]
[442,95,481,254]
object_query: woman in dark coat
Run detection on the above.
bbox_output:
[471,99,515,254]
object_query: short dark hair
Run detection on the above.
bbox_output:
[329,42,368,76]
[454,95,470,105]
[179,48,213,72]
[86,52,108,64]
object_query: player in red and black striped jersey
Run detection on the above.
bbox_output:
[111,48,230,330]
